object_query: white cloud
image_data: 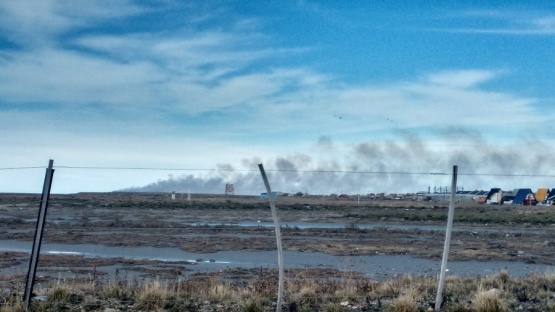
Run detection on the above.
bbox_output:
[0,48,164,107]
[424,70,498,88]
[0,2,552,193]
[3,2,540,130]
[443,10,555,35]
[0,0,74,45]
[318,69,541,132]
[0,0,145,47]
[532,16,555,29]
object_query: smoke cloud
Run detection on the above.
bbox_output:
[123,132,555,195]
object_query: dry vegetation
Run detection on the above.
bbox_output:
[0,270,554,311]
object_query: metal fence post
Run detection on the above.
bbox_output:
[258,164,284,312]
[435,165,458,311]
[24,159,55,308]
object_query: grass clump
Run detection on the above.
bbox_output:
[387,289,419,312]
[134,279,172,311]
[0,294,24,312]
[472,288,506,312]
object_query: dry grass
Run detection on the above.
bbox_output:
[290,283,320,308]
[0,294,24,312]
[46,283,72,303]
[207,282,234,302]
[103,280,133,301]
[134,279,172,311]
[387,291,419,312]
[2,270,555,311]
[480,270,509,291]
[471,288,506,312]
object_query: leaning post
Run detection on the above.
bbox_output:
[24,159,55,308]
[435,165,458,311]
[258,164,284,312]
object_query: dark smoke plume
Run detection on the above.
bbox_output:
[122,132,555,195]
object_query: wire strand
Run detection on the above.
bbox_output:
[0,166,45,170]
[5,164,555,178]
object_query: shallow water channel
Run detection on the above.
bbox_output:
[0,239,551,280]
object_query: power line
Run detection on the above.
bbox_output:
[54,166,226,171]
[459,173,555,178]
[53,166,450,175]
[0,166,45,170]
[49,166,555,177]
[4,165,555,178]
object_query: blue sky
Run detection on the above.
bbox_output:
[1,1,554,194]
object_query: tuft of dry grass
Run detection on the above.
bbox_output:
[0,294,24,312]
[103,280,133,301]
[324,302,346,312]
[377,279,401,298]
[293,284,319,307]
[332,279,359,304]
[46,282,72,303]
[134,279,172,311]
[480,270,509,291]
[387,289,419,312]
[207,282,234,302]
[243,297,264,312]
[472,288,506,312]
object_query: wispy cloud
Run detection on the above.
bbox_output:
[0,2,543,130]
[434,10,555,35]
[0,0,146,47]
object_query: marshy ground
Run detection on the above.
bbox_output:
[0,192,554,310]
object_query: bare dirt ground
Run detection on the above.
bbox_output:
[0,192,554,285]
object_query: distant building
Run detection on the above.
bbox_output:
[469,190,488,202]
[546,189,555,205]
[338,194,350,200]
[225,184,234,196]
[512,189,536,206]
[535,188,549,204]
[260,192,276,199]
[485,188,502,205]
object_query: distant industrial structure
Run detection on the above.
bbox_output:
[225,183,234,196]
[251,183,555,206]
[385,187,555,205]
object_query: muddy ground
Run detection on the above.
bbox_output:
[0,192,553,286]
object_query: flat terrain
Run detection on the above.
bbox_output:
[0,192,554,284]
